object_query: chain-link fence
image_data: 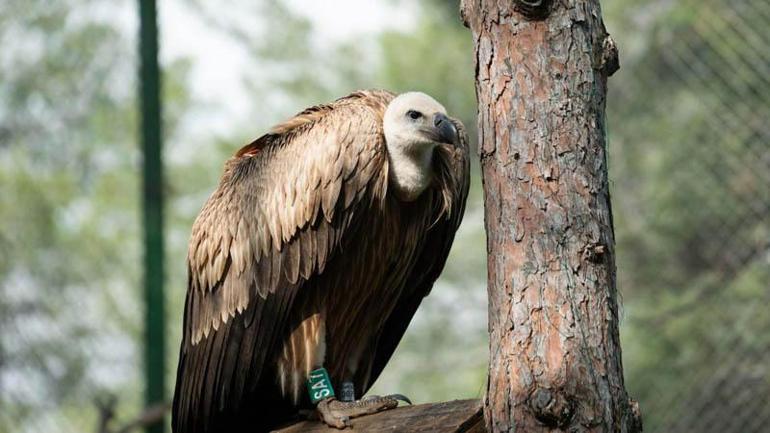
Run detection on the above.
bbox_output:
[608,0,770,431]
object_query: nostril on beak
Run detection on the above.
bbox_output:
[433,113,457,144]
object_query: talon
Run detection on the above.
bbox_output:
[390,393,412,405]
[362,393,412,405]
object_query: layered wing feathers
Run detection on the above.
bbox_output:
[173,90,394,433]
[186,95,390,345]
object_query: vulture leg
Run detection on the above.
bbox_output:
[315,394,411,429]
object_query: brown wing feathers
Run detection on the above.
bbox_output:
[186,95,389,345]
[172,90,394,433]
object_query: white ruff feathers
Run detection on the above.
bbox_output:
[383,92,448,201]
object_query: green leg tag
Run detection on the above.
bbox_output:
[307,368,335,404]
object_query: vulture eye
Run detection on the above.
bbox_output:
[406,110,422,120]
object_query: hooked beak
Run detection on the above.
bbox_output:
[432,112,457,144]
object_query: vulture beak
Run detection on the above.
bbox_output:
[432,113,457,144]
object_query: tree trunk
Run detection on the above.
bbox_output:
[460,1,640,432]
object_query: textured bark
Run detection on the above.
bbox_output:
[460,1,640,432]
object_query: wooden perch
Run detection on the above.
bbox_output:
[274,399,485,433]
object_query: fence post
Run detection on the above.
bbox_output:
[138,0,165,432]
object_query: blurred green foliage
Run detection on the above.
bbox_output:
[0,0,194,430]
[1,0,768,432]
[1,1,142,429]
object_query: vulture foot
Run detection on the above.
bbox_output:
[315,394,411,429]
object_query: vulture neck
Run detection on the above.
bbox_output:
[386,141,435,202]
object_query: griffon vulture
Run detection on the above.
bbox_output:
[172,89,470,432]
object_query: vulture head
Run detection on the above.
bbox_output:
[383,91,458,201]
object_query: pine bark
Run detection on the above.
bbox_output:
[460,1,640,432]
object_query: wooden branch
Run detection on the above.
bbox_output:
[274,399,485,433]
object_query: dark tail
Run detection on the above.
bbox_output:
[171,291,299,433]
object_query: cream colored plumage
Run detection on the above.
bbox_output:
[172,89,469,433]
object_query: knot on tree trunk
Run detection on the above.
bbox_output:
[529,387,574,428]
[514,0,552,20]
[459,0,471,28]
[600,35,620,76]
[581,243,607,263]
[626,398,644,432]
